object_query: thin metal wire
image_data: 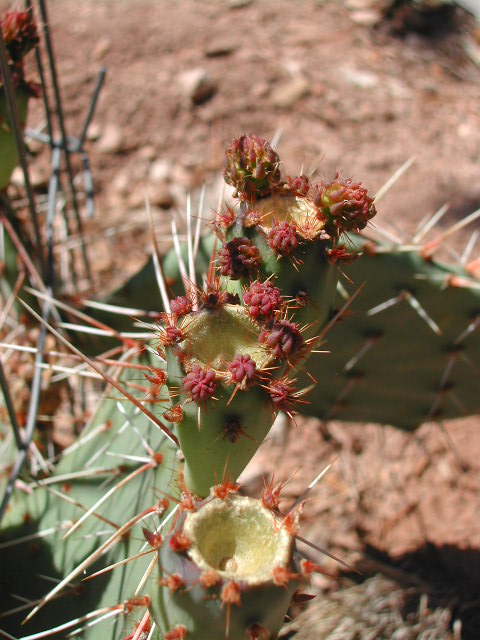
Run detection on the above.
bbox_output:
[0,358,23,450]
[0,307,48,523]
[0,143,56,520]
[37,0,93,284]
[24,0,54,145]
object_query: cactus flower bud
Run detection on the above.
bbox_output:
[183,366,217,403]
[314,175,376,234]
[268,221,300,256]
[243,279,283,320]
[228,354,257,385]
[224,134,281,200]
[259,320,304,360]
[1,11,39,62]
[218,237,261,280]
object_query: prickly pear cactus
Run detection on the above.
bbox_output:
[2,135,378,640]
[157,219,480,431]
[158,134,376,497]
[0,10,39,191]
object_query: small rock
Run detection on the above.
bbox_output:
[97,124,124,154]
[341,66,379,89]
[137,145,157,162]
[85,121,101,142]
[127,182,174,210]
[228,0,253,7]
[147,183,175,209]
[345,0,378,8]
[386,77,411,99]
[465,39,480,68]
[25,135,44,155]
[250,81,270,99]
[92,36,111,61]
[127,185,147,209]
[29,165,49,190]
[349,9,382,26]
[111,170,131,196]
[149,158,172,183]
[205,41,236,58]
[272,76,310,108]
[11,164,49,190]
[178,67,216,106]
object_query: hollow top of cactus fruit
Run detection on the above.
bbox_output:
[179,304,271,373]
[252,194,326,241]
[183,495,294,586]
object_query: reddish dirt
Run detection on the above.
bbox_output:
[5,0,480,637]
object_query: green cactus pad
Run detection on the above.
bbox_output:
[181,304,270,370]
[303,237,480,429]
[0,351,179,639]
[225,193,339,334]
[165,327,273,497]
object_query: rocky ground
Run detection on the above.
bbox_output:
[4,0,480,637]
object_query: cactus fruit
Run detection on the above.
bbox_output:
[0,10,39,191]
[223,134,281,200]
[151,491,304,639]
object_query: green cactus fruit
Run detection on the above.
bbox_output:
[151,490,304,639]
[163,299,288,497]
[312,175,377,237]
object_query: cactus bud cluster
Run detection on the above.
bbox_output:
[224,134,281,200]
[313,174,376,235]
